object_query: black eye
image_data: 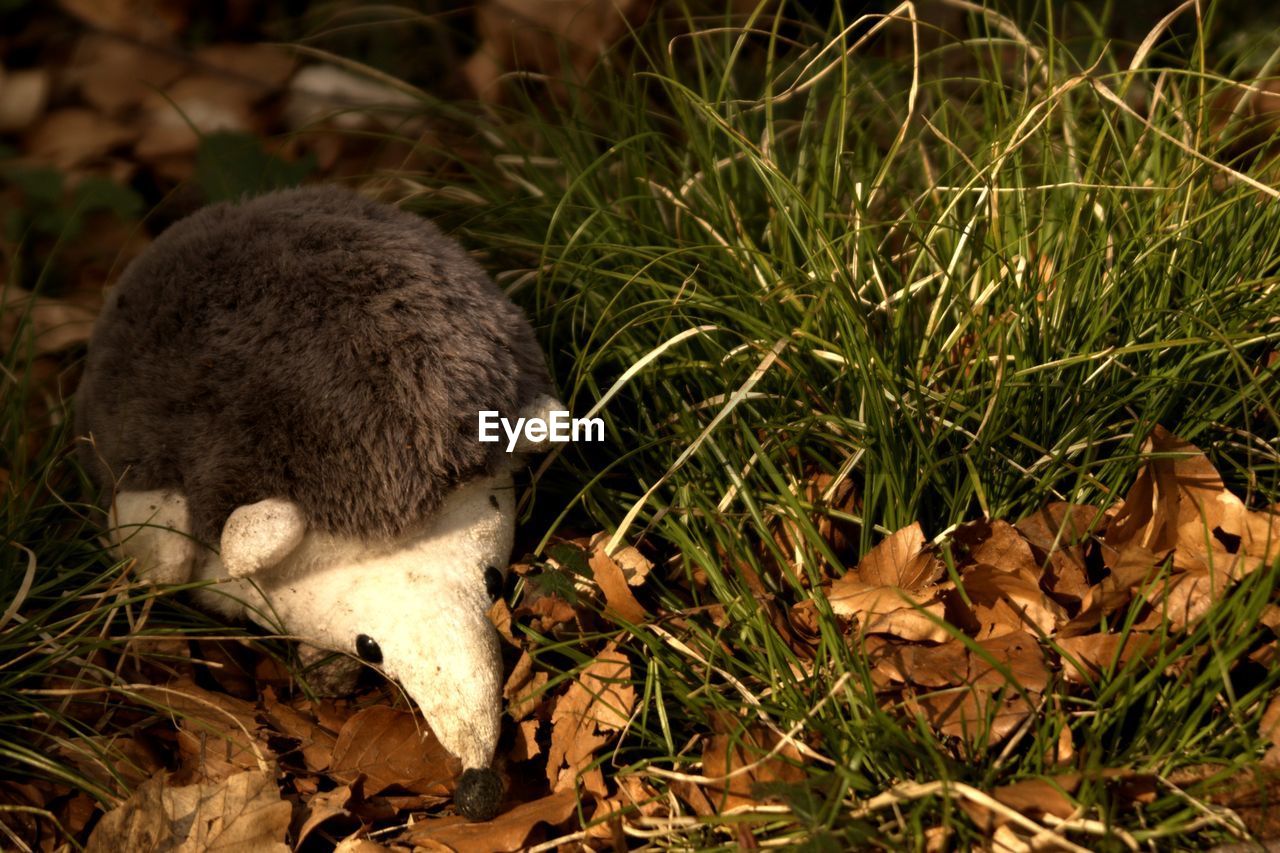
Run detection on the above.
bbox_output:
[355,634,382,664]
[484,565,503,600]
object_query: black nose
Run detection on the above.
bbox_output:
[455,767,503,821]
[355,634,382,664]
[484,565,503,600]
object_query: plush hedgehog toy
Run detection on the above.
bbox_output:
[75,186,561,821]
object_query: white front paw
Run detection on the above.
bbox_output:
[109,490,197,584]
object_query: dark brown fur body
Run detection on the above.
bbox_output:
[77,186,553,545]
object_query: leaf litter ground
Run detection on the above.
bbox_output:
[65,426,1280,850]
[4,3,1280,849]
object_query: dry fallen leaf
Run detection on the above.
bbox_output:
[0,66,50,133]
[824,523,950,641]
[546,648,636,792]
[56,0,186,42]
[909,687,1038,746]
[957,564,1066,638]
[1016,503,1104,553]
[403,788,579,852]
[588,539,647,623]
[0,288,99,357]
[1261,696,1280,767]
[870,637,970,688]
[85,769,290,853]
[24,108,138,171]
[700,711,806,811]
[328,706,459,796]
[584,774,665,841]
[136,75,258,161]
[262,687,336,774]
[857,522,943,589]
[1096,438,1280,628]
[1056,632,1160,683]
[511,717,542,762]
[334,838,389,853]
[503,651,549,722]
[464,0,647,99]
[1105,427,1280,577]
[195,44,297,90]
[959,514,1098,612]
[600,535,653,586]
[771,471,861,576]
[295,784,354,848]
[966,631,1051,692]
[283,64,422,132]
[66,35,187,116]
[515,588,583,636]
[1136,569,1221,631]
[828,578,951,642]
[56,735,166,798]
[955,519,1038,575]
[873,633,1049,743]
[140,679,271,784]
[961,777,1078,832]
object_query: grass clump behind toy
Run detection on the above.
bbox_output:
[76,185,561,821]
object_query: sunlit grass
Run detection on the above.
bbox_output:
[3,0,1279,847]
[397,1,1280,845]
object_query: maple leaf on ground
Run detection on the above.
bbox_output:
[824,522,950,642]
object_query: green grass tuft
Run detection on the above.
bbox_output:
[398,2,1280,845]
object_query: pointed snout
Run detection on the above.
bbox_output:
[391,590,504,771]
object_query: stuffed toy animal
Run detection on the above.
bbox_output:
[76,185,561,821]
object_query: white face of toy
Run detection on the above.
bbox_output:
[105,395,565,778]
[204,473,517,770]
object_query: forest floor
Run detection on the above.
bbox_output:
[3,1,1280,850]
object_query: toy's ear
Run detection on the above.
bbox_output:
[512,394,567,454]
[221,498,307,578]
[109,490,197,584]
